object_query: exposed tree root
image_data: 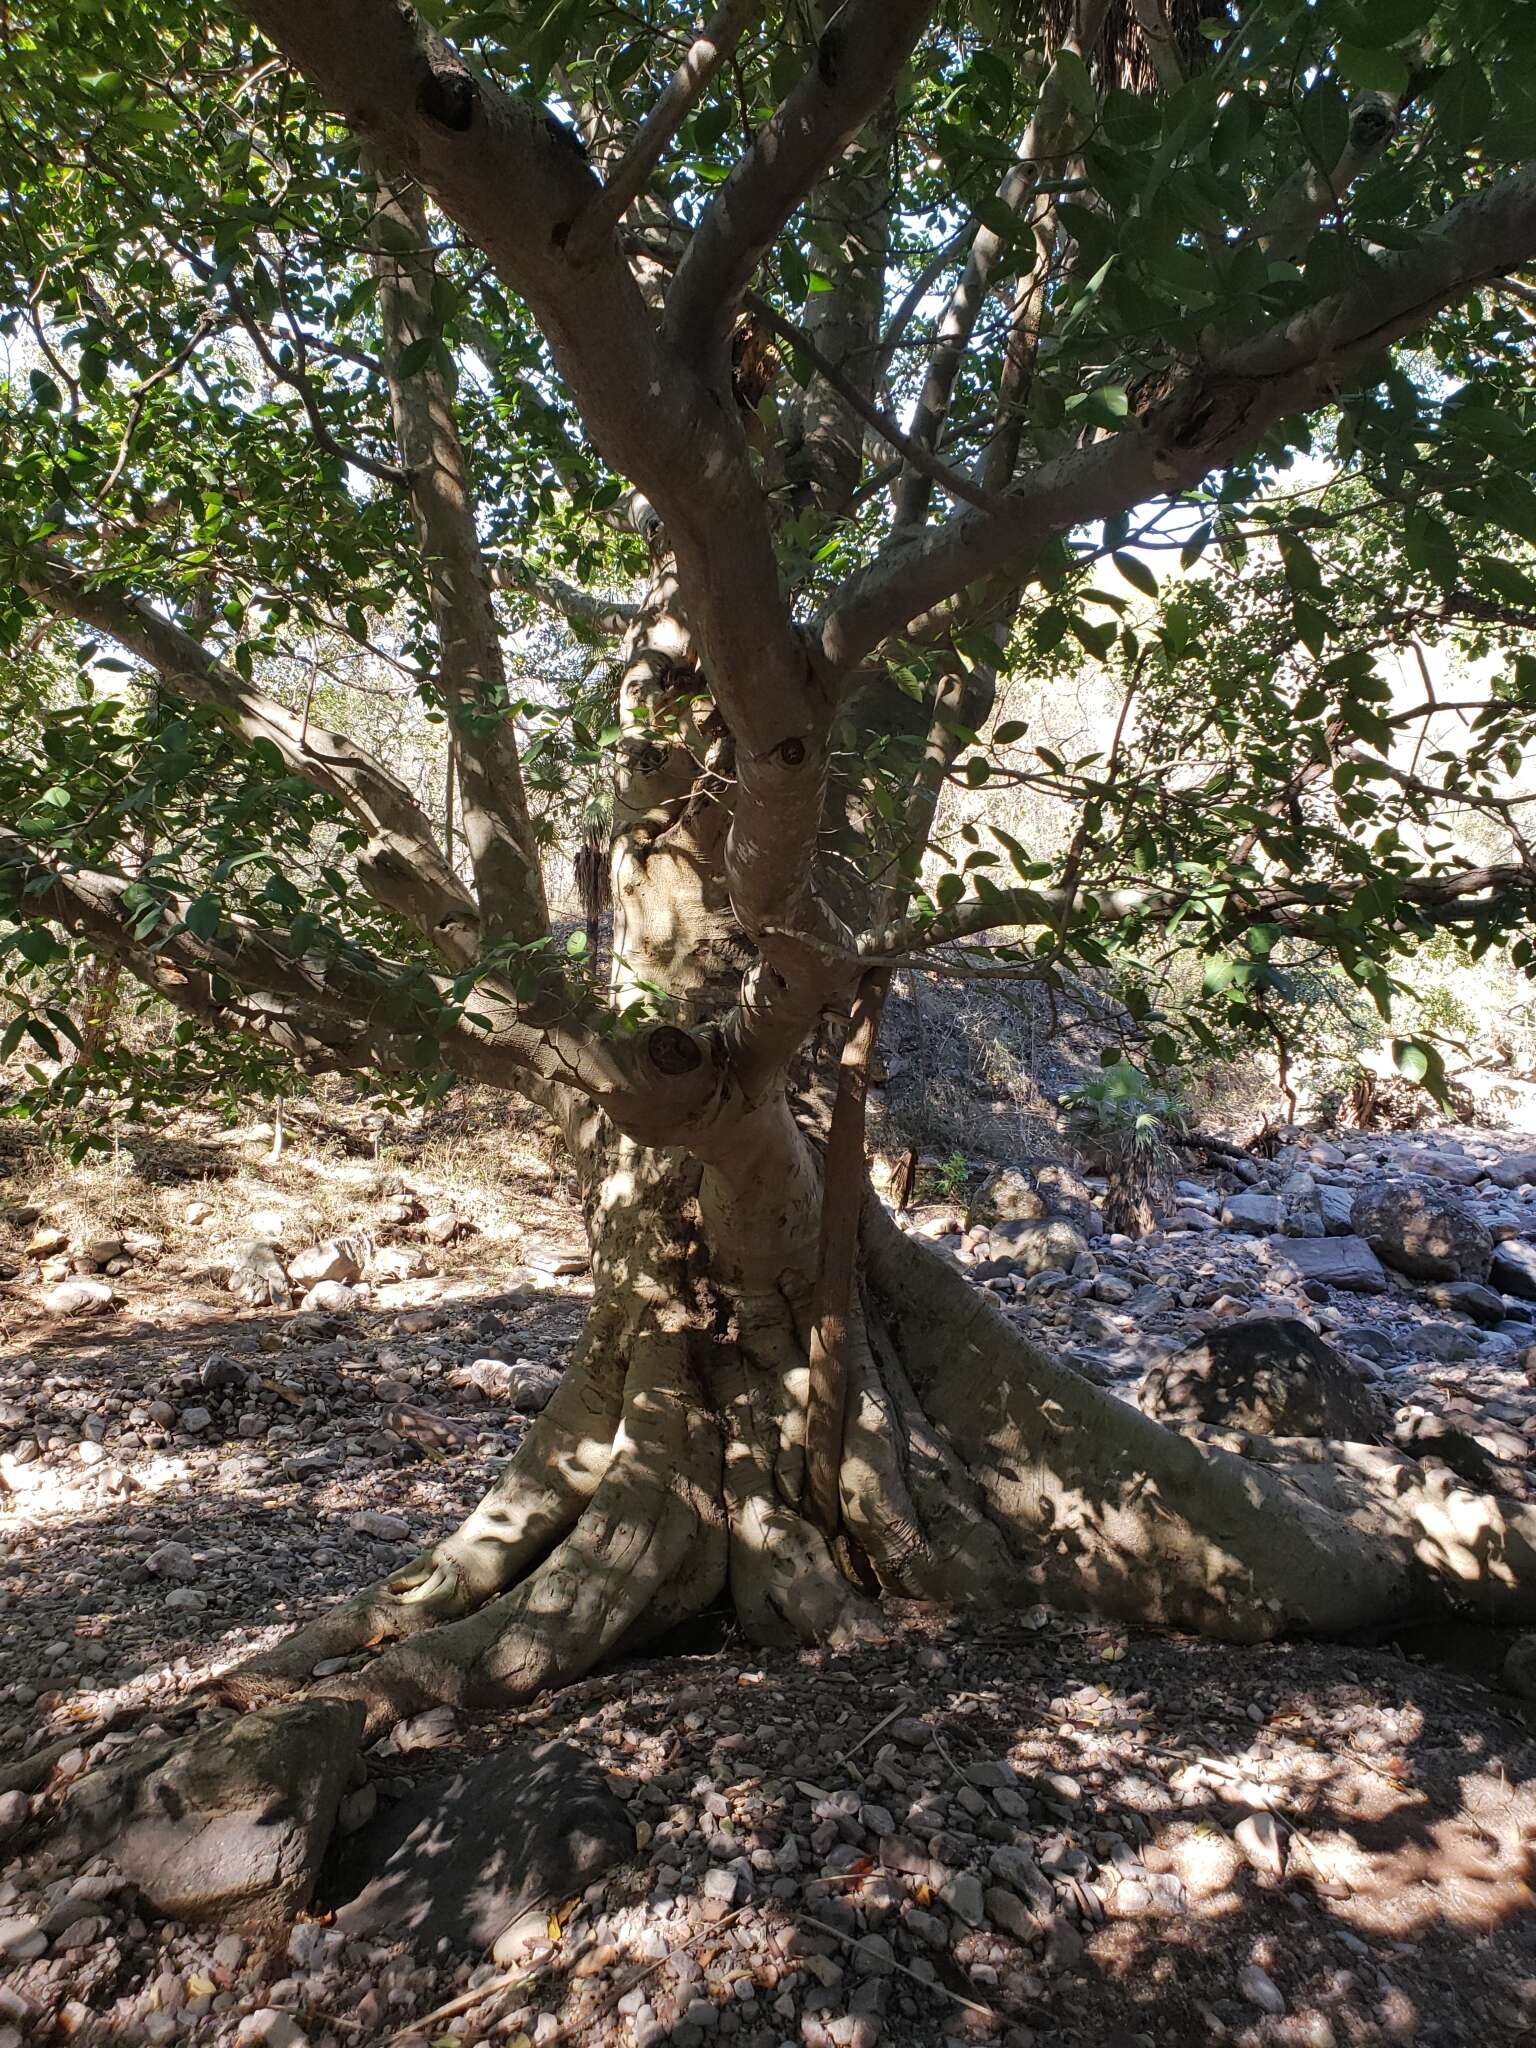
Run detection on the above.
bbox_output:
[321,1329,725,1737]
[864,1202,1536,1638]
[47,1181,1536,1879]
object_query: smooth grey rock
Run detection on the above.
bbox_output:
[1260,1234,1388,1294]
[1351,1179,1493,1283]
[323,1741,635,1952]
[1425,1280,1507,1326]
[1239,1963,1286,2016]
[1138,1318,1386,1441]
[1486,1153,1536,1191]
[57,1698,363,1930]
[1220,1191,1284,1235]
[1491,1240,1536,1301]
[1317,1185,1357,1235]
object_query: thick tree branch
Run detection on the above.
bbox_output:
[369,166,553,950]
[13,543,479,959]
[663,0,932,364]
[0,830,752,1139]
[565,0,763,266]
[493,554,640,638]
[820,159,1536,672]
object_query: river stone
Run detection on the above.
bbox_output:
[988,1217,1089,1276]
[57,1699,364,1930]
[1487,1153,1536,1191]
[322,1740,635,1952]
[1350,1179,1493,1283]
[1490,1239,1536,1301]
[43,1277,116,1317]
[1138,1317,1387,1441]
[289,1237,367,1287]
[1220,1190,1284,1235]
[225,1239,291,1308]
[1259,1234,1388,1295]
[1424,1279,1507,1325]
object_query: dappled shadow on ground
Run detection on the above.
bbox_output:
[0,1281,583,1762]
[5,1264,1536,2044]
[297,1609,1536,2048]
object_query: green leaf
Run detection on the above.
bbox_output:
[565,929,587,956]
[1050,48,1097,126]
[24,1017,61,1061]
[1111,551,1158,599]
[396,336,434,378]
[1431,61,1492,150]
[1391,1035,1447,1098]
[184,894,222,941]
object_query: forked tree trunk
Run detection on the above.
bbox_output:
[207,595,1536,1739]
[224,1098,1536,1741]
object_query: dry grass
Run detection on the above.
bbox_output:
[0,1089,572,1275]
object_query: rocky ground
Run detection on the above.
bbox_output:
[1,1113,1535,2047]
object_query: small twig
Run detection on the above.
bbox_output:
[837,1700,905,1766]
[800,1912,1001,2023]
[389,1908,744,2048]
[386,1964,531,2042]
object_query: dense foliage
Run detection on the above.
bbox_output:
[0,0,1532,1142]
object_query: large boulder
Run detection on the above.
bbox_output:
[1033,1163,1103,1237]
[1350,1179,1493,1283]
[1219,1190,1283,1236]
[989,1217,1089,1276]
[1138,1317,1387,1442]
[321,1741,635,1953]
[225,1239,291,1308]
[1259,1233,1389,1295]
[58,1699,364,1930]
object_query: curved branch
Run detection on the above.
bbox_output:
[13,543,479,958]
[565,0,763,266]
[663,0,932,363]
[228,289,412,486]
[820,159,1536,672]
[494,553,640,638]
